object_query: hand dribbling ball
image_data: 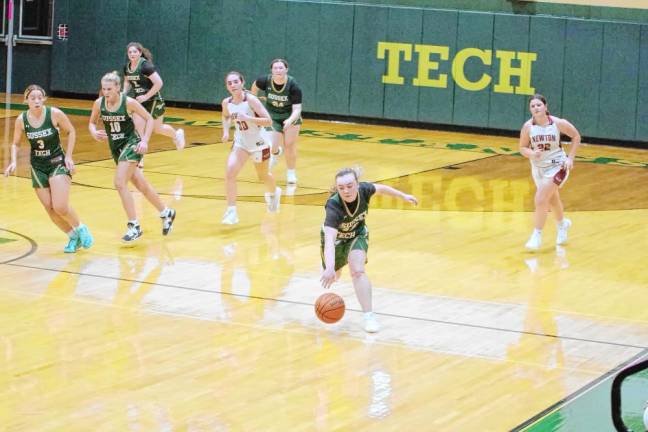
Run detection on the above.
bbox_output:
[315,293,345,324]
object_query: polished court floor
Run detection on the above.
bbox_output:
[1,96,647,431]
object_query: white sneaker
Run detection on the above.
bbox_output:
[285,184,297,196]
[221,208,239,225]
[525,230,542,251]
[265,186,282,213]
[269,147,282,170]
[174,129,186,150]
[556,218,572,245]
[286,171,298,185]
[363,312,381,333]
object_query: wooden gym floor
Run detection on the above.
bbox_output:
[1,95,647,431]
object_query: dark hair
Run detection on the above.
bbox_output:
[224,70,245,84]
[529,93,550,116]
[127,42,154,63]
[269,58,289,69]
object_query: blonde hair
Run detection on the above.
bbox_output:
[24,84,46,100]
[101,71,122,87]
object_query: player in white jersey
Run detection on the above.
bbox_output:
[519,94,581,251]
[221,71,281,225]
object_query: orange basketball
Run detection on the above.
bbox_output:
[315,293,345,324]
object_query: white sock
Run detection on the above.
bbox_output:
[160,207,170,217]
[128,219,139,226]
[533,228,542,235]
[287,169,295,176]
[67,229,76,238]
[227,206,236,213]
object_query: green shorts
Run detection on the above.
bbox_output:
[320,230,369,271]
[142,98,166,119]
[111,136,143,164]
[31,162,70,188]
[271,114,302,133]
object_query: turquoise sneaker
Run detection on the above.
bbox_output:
[76,224,94,249]
[63,232,80,253]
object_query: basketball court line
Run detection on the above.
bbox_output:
[2,259,645,352]
[0,228,37,264]
[514,349,648,431]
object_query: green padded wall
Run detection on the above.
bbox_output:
[562,20,604,138]
[488,13,530,130]
[417,9,458,125]
[452,12,494,127]
[350,5,388,118]
[598,22,640,140]
[637,26,648,141]
[45,0,648,143]
[383,7,422,121]
[528,16,567,118]
[315,3,354,115]
[285,1,320,113]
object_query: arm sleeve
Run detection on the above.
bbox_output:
[323,201,344,229]
[289,82,303,104]
[141,61,157,77]
[255,75,268,91]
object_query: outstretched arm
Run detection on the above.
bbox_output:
[374,184,418,205]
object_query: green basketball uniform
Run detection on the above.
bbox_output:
[124,58,166,119]
[22,107,70,188]
[320,182,376,271]
[256,74,303,133]
[100,93,142,164]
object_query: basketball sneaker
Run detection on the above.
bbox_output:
[363,312,381,333]
[174,129,186,150]
[269,147,283,170]
[265,187,282,213]
[122,222,143,244]
[161,208,176,236]
[63,231,80,253]
[286,170,298,185]
[556,218,572,245]
[76,224,94,249]
[221,208,239,225]
[525,230,542,251]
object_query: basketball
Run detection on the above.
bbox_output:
[315,293,345,324]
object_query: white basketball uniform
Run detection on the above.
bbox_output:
[227,93,270,163]
[528,116,566,186]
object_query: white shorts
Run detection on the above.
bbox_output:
[531,162,566,187]
[233,141,270,163]
[233,131,271,163]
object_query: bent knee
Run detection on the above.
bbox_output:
[52,204,70,216]
[350,269,365,279]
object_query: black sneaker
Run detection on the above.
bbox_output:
[122,223,143,244]
[161,209,176,236]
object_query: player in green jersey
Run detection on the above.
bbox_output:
[320,167,418,332]
[251,59,303,188]
[3,85,93,253]
[123,42,185,167]
[89,72,176,244]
